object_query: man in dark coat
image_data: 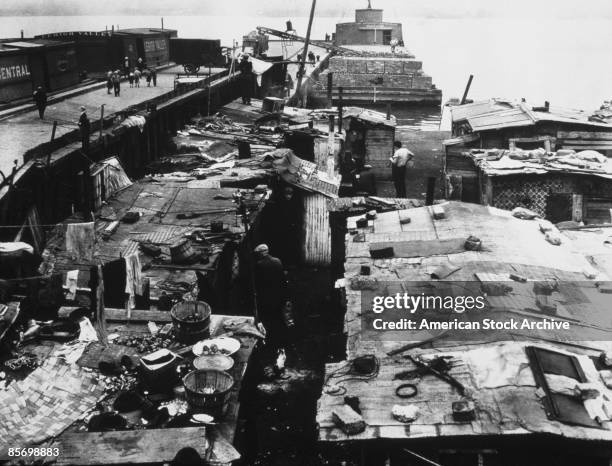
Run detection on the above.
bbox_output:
[238,54,254,105]
[112,70,121,97]
[78,106,91,153]
[253,244,287,347]
[33,86,47,119]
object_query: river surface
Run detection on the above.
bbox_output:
[2,14,611,129]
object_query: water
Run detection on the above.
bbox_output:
[2,14,611,127]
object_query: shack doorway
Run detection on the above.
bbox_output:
[545,193,572,223]
[259,182,303,267]
[345,121,366,169]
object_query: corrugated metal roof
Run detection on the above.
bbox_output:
[451,99,612,132]
[450,99,514,121]
[467,108,534,132]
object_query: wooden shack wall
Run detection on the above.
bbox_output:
[445,145,480,203]
[301,193,331,266]
[478,122,612,156]
[365,126,394,179]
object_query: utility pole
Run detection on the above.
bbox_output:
[295,0,316,107]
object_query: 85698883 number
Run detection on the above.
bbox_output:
[8,447,60,457]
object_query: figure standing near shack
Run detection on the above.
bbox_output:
[389,140,414,198]
[32,86,47,120]
[238,54,254,105]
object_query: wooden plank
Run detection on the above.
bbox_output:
[562,145,612,150]
[572,194,584,222]
[56,427,239,465]
[483,176,493,206]
[105,307,172,322]
[59,306,172,323]
[557,131,612,140]
[559,139,612,145]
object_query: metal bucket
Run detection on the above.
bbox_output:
[170,301,211,344]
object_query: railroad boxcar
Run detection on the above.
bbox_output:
[113,28,177,68]
[169,38,225,73]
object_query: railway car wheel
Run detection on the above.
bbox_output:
[183,64,200,74]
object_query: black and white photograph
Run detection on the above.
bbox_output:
[0,0,612,465]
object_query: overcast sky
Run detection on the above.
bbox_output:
[1,0,611,19]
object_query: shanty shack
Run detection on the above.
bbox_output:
[342,106,396,179]
[318,201,612,464]
[447,148,612,224]
[445,99,612,218]
[445,99,612,156]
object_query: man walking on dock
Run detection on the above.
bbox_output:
[32,86,47,120]
[390,140,413,198]
[78,106,91,154]
[112,71,121,97]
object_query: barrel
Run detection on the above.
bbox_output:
[170,239,198,265]
[170,301,211,344]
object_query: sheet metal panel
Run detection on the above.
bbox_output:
[301,193,331,266]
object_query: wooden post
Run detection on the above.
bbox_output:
[572,194,583,222]
[207,65,212,116]
[338,86,343,132]
[425,177,436,206]
[483,175,493,206]
[328,115,335,178]
[95,264,108,345]
[327,72,333,107]
[46,121,58,167]
[99,104,105,141]
[295,0,317,107]
[461,74,474,105]
[386,103,391,120]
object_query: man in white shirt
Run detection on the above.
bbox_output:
[389,140,414,197]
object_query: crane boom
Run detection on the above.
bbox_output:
[256,26,363,56]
